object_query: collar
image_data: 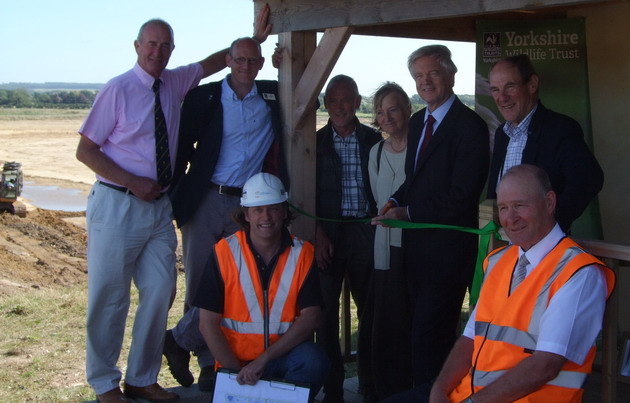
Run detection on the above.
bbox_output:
[222,74,258,101]
[518,223,565,275]
[332,126,357,141]
[425,93,456,125]
[133,63,158,90]
[503,104,538,137]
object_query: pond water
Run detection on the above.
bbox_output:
[20,181,87,212]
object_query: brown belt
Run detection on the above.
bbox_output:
[210,183,242,197]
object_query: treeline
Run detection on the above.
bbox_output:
[317,93,476,114]
[0,89,97,109]
[2,87,475,112]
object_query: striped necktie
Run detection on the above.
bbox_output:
[510,253,530,294]
[153,79,172,188]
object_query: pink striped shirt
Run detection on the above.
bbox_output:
[79,62,203,185]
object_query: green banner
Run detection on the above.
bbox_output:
[476,18,602,239]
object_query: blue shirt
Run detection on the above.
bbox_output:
[499,105,537,180]
[211,76,275,187]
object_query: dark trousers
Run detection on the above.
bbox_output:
[405,233,476,387]
[316,222,374,398]
[360,246,413,400]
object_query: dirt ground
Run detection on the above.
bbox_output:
[0,116,92,297]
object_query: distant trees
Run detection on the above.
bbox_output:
[0,89,97,108]
[317,92,475,116]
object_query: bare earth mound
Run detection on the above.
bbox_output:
[0,208,87,296]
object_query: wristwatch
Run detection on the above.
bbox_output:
[461,396,475,403]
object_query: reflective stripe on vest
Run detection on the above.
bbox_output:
[457,237,615,401]
[473,368,588,389]
[220,234,303,336]
[474,245,592,354]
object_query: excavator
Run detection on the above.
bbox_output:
[0,161,26,217]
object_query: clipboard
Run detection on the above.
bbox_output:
[212,368,310,402]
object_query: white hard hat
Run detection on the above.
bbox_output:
[240,173,288,207]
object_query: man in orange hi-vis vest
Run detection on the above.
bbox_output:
[429,164,614,403]
[192,173,329,398]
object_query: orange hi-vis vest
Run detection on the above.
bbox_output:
[215,230,314,366]
[450,237,615,403]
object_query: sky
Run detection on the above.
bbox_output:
[1,0,476,97]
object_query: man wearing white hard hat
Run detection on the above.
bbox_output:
[175,173,328,396]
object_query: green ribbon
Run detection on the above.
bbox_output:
[288,202,502,306]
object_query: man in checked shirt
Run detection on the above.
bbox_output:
[314,74,382,403]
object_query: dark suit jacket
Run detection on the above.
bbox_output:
[487,102,604,232]
[391,95,489,385]
[169,79,288,228]
[392,96,489,285]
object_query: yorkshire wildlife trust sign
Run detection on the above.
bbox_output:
[481,25,583,63]
[475,18,602,239]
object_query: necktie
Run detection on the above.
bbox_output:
[420,114,436,155]
[510,253,530,294]
[415,114,436,171]
[153,79,172,188]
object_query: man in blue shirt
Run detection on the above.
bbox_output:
[165,37,288,391]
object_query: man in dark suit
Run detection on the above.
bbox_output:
[315,75,382,403]
[486,54,603,233]
[373,45,489,397]
[163,37,288,391]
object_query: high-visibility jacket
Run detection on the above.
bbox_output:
[215,230,314,365]
[450,237,615,403]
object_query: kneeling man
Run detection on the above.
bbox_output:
[194,173,328,397]
[430,164,614,403]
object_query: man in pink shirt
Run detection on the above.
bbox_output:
[76,7,272,402]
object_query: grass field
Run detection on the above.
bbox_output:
[0,271,361,402]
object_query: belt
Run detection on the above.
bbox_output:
[210,183,242,197]
[98,181,164,200]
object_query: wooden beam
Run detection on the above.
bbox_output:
[278,31,318,241]
[292,26,353,131]
[257,0,611,34]
[354,18,476,42]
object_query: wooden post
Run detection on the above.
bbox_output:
[601,257,618,403]
[278,31,317,241]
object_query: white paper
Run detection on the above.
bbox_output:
[212,369,310,403]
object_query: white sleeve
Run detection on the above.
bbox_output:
[536,265,608,364]
[463,304,477,340]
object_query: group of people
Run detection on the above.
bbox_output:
[77,4,614,403]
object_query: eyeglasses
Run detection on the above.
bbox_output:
[232,57,262,65]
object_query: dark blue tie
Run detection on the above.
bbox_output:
[153,79,172,188]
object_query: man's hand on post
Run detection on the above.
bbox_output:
[253,3,272,43]
[271,44,283,68]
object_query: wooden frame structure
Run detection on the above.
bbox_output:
[255,0,625,240]
[253,1,630,401]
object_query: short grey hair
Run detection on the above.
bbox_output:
[501,164,552,197]
[407,44,457,76]
[137,19,174,43]
[325,74,360,98]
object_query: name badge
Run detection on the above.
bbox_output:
[262,93,276,101]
